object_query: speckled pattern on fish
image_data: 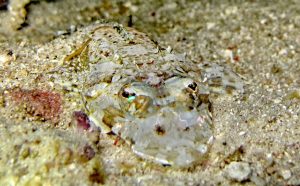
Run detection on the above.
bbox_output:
[61,23,244,167]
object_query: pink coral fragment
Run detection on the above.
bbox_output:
[11,89,62,123]
[73,111,91,130]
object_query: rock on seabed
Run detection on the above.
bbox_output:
[224,161,252,182]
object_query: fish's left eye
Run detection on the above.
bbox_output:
[187,82,197,91]
[121,90,136,102]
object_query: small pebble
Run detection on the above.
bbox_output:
[238,131,246,136]
[0,50,14,67]
[224,161,251,182]
[281,169,292,180]
[206,22,216,30]
[73,111,91,130]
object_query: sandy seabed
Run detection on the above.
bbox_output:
[0,0,300,185]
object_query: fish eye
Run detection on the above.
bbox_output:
[122,90,130,98]
[121,90,136,102]
[187,82,197,91]
[121,90,136,98]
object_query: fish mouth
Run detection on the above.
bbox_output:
[112,104,213,167]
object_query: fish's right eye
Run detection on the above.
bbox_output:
[187,82,197,91]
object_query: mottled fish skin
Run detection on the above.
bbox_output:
[64,23,244,167]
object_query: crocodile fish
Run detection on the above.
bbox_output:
[63,23,244,167]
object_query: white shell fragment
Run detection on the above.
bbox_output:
[64,23,244,167]
[224,161,252,182]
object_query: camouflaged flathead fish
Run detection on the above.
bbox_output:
[62,23,244,167]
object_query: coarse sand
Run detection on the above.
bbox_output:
[0,0,299,185]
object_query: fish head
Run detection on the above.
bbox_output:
[101,76,214,167]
